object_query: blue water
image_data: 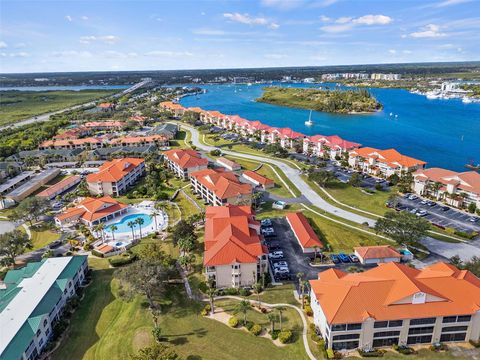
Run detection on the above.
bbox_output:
[109,213,152,233]
[0,85,131,91]
[180,83,480,172]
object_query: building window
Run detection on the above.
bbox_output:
[410,317,436,326]
[407,335,432,345]
[408,326,434,335]
[332,334,360,341]
[346,323,362,331]
[43,319,48,327]
[36,329,41,337]
[388,320,403,327]
[442,316,457,323]
[440,333,466,342]
[457,315,472,322]
[331,324,347,331]
[332,340,359,350]
[39,338,44,347]
[441,326,468,333]
[373,337,399,347]
[374,321,388,328]
[374,331,401,338]
[374,320,403,328]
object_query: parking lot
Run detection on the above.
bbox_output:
[395,194,480,234]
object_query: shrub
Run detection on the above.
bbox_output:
[250,324,262,336]
[327,349,335,359]
[470,339,480,348]
[260,307,267,313]
[201,304,211,316]
[278,330,293,344]
[244,320,254,330]
[359,349,384,357]
[108,253,137,267]
[269,329,280,340]
[309,323,316,332]
[209,149,221,156]
[228,316,239,328]
[239,288,251,297]
[223,288,239,296]
[304,305,313,316]
[429,343,448,352]
[311,332,320,343]
[393,344,416,355]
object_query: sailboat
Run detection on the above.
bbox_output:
[305,110,314,126]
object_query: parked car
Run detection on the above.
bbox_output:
[330,254,340,264]
[48,240,62,249]
[274,267,289,274]
[408,194,418,200]
[469,217,479,223]
[409,208,418,214]
[427,201,436,206]
[261,218,273,227]
[404,193,412,199]
[269,251,284,259]
[273,261,288,268]
[441,206,450,211]
[261,227,275,237]
[416,210,428,217]
[420,200,428,205]
[338,253,351,263]
[349,254,360,263]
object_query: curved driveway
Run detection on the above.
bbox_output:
[182,124,375,226]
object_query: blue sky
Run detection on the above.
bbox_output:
[0,0,479,73]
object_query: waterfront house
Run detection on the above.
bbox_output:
[204,205,268,288]
[413,168,480,209]
[163,149,208,179]
[303,135,361,159]
[216,157,241,171]
[285,212,324,254]
[310,262,480,351]
[36,175,81,200]
[242,170,275,189]
[190,168,253,206]
[55,196,128,227]
[353,245,402,265]
[348,147,426,177]
[159,101,186,118]
[86,158,145,196]
[0,256,88,360]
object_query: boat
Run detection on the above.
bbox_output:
[305,110,314,126]
[462,96,472,104]
[466,160,480,171]
[426,91,441,100]
[389,112,393,116]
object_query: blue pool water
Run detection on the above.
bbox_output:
[109,213,152,233]
[180,83,480,172]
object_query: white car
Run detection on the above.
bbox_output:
[274,267,289,274]
[416,210,428,217]
[273,261,288,268]
[420,200,428,205]
[408,194,418,200]
[269,251,284,259]
[409,208,418,214]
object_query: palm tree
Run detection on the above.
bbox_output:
[313,245,319,262]
[267,313,278,333]
[276,306,286,331]
[150,210,160,230]
[296,272,304,290]
[206,280,217,315]
[252,283,262,307]
[235,299,251,326]
[97,223,106,243]
[300,280,308,309]
[127,221,136,240]
[110,224,118,242]
[136,217,145,239]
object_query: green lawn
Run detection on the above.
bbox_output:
[0,90,118,125]
[30,229,61,250]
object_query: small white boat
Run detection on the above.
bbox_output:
[305,110,314,126]
[462,96,472,104]
[389,112,393,116]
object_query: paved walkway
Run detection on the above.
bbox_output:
[183,124,375,226]
[211,295,316,360]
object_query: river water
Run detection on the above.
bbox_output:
[180,83,480,172]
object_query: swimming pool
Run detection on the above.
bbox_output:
[108,213,153,234]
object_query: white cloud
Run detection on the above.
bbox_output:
[264,53,288,59]
[409,24,446,38]
[388,49,397,54]
[104,51,138,58]
[65,15,72,22]
[0,51,29,57]
[435,0,472,7]
[144,50,193,57]
[193,28,227,36]
[403,50,412,54]
[79,35,120,44]
[0,41,7,48]
[200,12,206,16]
[51,50,93,58]
[81,16,89,20]
[319,15,331,22]
[223,13,280,29]
[321,14,392,32]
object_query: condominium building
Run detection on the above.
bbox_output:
[86,158,145,196]
[36,175,81,200]
[413,168,480,209]
[163,149,208,179]
[304,135,361,160]
[216,157,241,171]
[285,212,324,254]
[39,137,104,150]
[190,169,252,206]
[54,196,128,227]
[242,170,274,190]
[310,262,480,351]
[348,147,426,177]
[0,256,88,360]
[204,205,268,288]
[159,101,186,118]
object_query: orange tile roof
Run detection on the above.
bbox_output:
[110,135,167,145]
[310,262,480,324]
[187,107,205,113]
[204,205,266,266]
[242,170,274,186]
[163,149,208,169]
[354,245,401,260]
[414,168,480,195]
[286,212,323,249]
[160,101,185,110]
[86,158,144,183]
[98,102,114,108]
[95,244,114,254]
[36,175,81,198]
[56,196,127,223]
[84,121,125,128]
[217,157,240,169]
[190,169,252,199]
[40,137,102,148]
[350,147,426,168]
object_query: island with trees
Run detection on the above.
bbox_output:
[256,86,383,114]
